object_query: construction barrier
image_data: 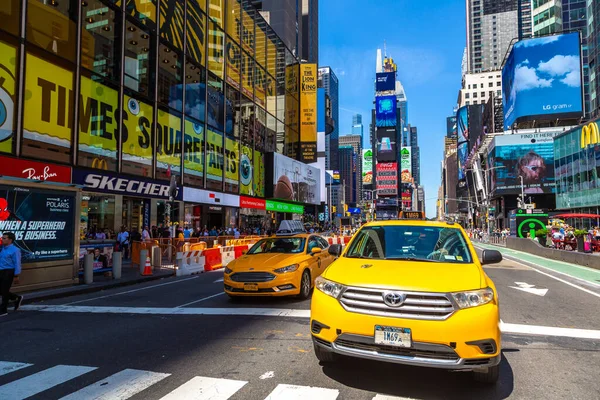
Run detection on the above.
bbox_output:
[203,248,223,271]
[131,240,159,266]
[176,251,205,276]
[190,241,207,251]
[221,246,236,267]
[234,245,248,259]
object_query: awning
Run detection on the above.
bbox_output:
[553,213,600,219]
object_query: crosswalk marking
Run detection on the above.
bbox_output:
[160,376,248,400]
[372,395,415,400]
[0,365,97,400]
[265,384,339,399]
[60,368,171,400]
[0,362,32,377]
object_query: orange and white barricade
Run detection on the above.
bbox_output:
[203,248,223,271]
[176,250,205,276]
[220,246,236,267]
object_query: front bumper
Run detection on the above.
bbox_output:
[310,289,501,370]
[224,273,301,296]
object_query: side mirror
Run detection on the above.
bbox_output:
[310,247,322,255]
[328,244,342,257]
[481,249,502,265]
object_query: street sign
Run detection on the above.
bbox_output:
[489,207,496,211]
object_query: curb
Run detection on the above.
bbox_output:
[22,272,175,304]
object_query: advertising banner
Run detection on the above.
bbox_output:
[253,149,265,197]
[240,196,265,209]
[446,116,457,139]
[0,155,71,183]
[503,32,583,130]
[265,200,304,214]
[457,142,468,180]
[488,132,557,195]
[122,94,154,171]
[299,63,317,162]
[362,149,373,185]
[400,147,412,183]
[376,162,398,196]
[376,127,397,162]
[240,144,253,195]
[0,40,17,154]
[375,95,397,127]
[376,72,395,92]
[0,185,75,262]
[183,118,204,179]
[79,243,113,272]
[183,187,240,206]
[468,104,484,149]
[269,152,320,205]
[457,106,468,143]
[332,170,341,184]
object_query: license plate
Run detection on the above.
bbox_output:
[374,325,411,348]
[244,283,259,291]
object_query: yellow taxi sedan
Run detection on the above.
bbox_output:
[224,233,334,299]
[310,219,503,383]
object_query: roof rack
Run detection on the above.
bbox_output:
[276,220,306,236]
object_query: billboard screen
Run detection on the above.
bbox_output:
[488,132,557,195]
[457,106,468,143]
[376,127,397,162]
[468,104,484,148]
[502,32,583,131]
[375,95,397,127]
[446,116,457,139]
[400,147,412,183]
[376,162,398,196]
[362,149,373,185]
[376,72,395,92]
[457,141,469,180]
[299,63,317,162]
[268,153,321,204]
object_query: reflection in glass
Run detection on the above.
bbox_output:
[121,94,153,176]
[126,0,157,30]
[255,18,266,68]
[208,0,224,28]
[266,113,277,152]
[226,85,240,138]
[226,38,241,89]
[207,73,225,131]
[266,73,276,116]
[240,95,254,147]
[27,0,78,61]
[124,21,153,98]
[241,50,254,99]
[208,21,225,79]
[185,59,206,122]
[158,43,183,110]
[0,0,21,36]
[0,39,17,154]
[159,0,184,49]
[184,117,204,187]
[206,128,224,190]
[241,1,254,56]
[255,66,266,108]
[187,0,206,66]
[224,135,239,193]
[81,0,121,82]
[255,106,266,152]
[156,107,182,180]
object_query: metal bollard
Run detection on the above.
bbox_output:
[113,252,122,279]
[140,249,148,274]
[84,253,94,284]
[152,246,162,268]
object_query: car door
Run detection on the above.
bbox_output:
[317,236,334,269]
[307,236,323,278]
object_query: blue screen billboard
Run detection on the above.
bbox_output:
[457,142,468,180]
[376,72,396,92]
[457,106,468,143]
[376,95,397,127]
[502,32,583,131]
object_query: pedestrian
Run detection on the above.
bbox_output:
[0,232,23,316]
[184,225,192,239]
[142,225,151,242]
[95,229,106,240]
[117,226,130,259]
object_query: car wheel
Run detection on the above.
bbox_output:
[473,364,499,383]
[298,270,311,300]
[313,343,337,363]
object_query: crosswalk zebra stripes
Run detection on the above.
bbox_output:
[0,360,410,400]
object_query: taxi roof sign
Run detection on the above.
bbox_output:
[276,220,306,235]
[399,211,425,220]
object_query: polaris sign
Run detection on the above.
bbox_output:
[376,72,395,92]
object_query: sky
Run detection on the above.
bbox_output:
[319,0,467,218]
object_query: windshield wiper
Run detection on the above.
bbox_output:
[384,257,439,262]
[345,254,373,259]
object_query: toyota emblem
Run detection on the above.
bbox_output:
[382,291,406,307]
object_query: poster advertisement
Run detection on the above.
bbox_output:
[457,142,468,180]
[0,186,75,262]
[400,147,412,183]
[0,40,17,154]
[376,127,396,162]
[376,162,398,196]
[375,95,397,127]
[253,149,265,197]
[269,153,320,204]
[457,106,468,143]
[79,244,113,272]
[299,63,317,162]
[240,144,253,195]
[362,149,373,185]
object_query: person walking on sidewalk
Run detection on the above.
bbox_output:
[0,232,23,316]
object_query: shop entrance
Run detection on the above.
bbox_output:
[123,197,145,232]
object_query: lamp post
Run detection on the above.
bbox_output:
[519,175,525,209]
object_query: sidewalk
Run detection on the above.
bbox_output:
[21,262,175,304]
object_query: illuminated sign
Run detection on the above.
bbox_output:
[581,121,600,148]
[299,63,317,162]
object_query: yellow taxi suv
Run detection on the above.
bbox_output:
[310,220,503,383]
[224,232,334,299]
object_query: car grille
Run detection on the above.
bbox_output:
[339,287,455,320]
[229,272,276,282]
[334,339,459,361]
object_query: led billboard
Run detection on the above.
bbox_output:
[376,162,398,196]
[446,116,457,139]
[266,153,321,205]
[375,95,397,127]
[400,147,412,183]
[468,104,484,148]
[488,132,557,195]
[457,141,468,180]
[376,127,397,162]
[457,106,468,143]
[502,32,583,131]
[376,72,395,92]
[362,149,373,185]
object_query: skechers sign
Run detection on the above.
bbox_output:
[72,170,182,200]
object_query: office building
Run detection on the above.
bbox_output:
[318,67,339,170]
[352,114,364,141]
[466,0,519,72]
[457,70,503,108]
[338,146,355,204]
[518,0,533,39]
[301,0,318,64]
[251,0,301,57]
[339,134,362,202]
[532,0,562,36]
[410,126,421,186]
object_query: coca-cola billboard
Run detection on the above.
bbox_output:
[376,162,398,196]
[0,155,71,184]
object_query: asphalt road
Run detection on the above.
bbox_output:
[0,247,599,399]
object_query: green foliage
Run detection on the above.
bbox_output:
[535,228,548,239]
[574,229,588,238]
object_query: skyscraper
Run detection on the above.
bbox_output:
[410,126,420,186]
[339,134,362,202]
[352,114,364,141]
[251,0,301,57]
[319,67,339,170]
[466,0,519,72]
[301,0,319,64]
[531,0,562,36]
[339,146,355,204]
[518,0,533,39]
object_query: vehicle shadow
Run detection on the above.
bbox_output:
[320,352,514,399]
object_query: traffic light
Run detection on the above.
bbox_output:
[344,204,348,212]
[332,206,337,213]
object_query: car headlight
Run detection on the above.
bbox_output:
[451,288,494,309]
[315,276,345,299]
[224,266,233,274]
[274,264,299,274]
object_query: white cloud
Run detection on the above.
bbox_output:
[517,36,560,48]
[561,70,581,87]
[514,64,553,92]
[537,55,580,77]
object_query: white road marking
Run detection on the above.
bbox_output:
[160,376,247,400]
[265,384,339,399]
[501,322,600,340]
[0,361,32,377]
[372,395,416,400]
[260,371,275,380]
[65,276,200,305]
[60,368,170,400]
[176,292,226,308]
[0,365,97,399]
[509,282,548,296]
[214,278,224,283]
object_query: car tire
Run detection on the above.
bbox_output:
[298,270,312,300]
[313,343,337,363]
[473,364,499,383]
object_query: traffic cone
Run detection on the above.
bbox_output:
[142,256,153,276]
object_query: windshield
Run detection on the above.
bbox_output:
[344,226,473,263]
[248,238,306,254]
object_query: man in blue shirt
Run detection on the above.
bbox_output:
[0,232,23,316]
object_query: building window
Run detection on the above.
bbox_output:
[157,43,183,110]
[497,81,501,86]
[481,92,485,97]
[473,100,477,104]
[124,21,154,99]
[465,92,470,99]
[489,82,493,87]
[473,92,478,98]
[465,101,470,105]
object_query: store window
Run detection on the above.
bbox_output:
[207,21,225,79]
[126,0,157,31]
[156,107,183,181]
[0,0,21,36]
[27,0,78,61]
[157,43,183,110]
[124,21,153,98]
[159,0,184,50]
[186,0,206,66]
[82,194,116,236]
[0,38,18,154]
[184,117,204,188]
[184,58,206,122]
[22,51,73,164]
[81,0,121,83]
[207,73,225,131]
[206,127,224,190]
[226,85,240,138]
